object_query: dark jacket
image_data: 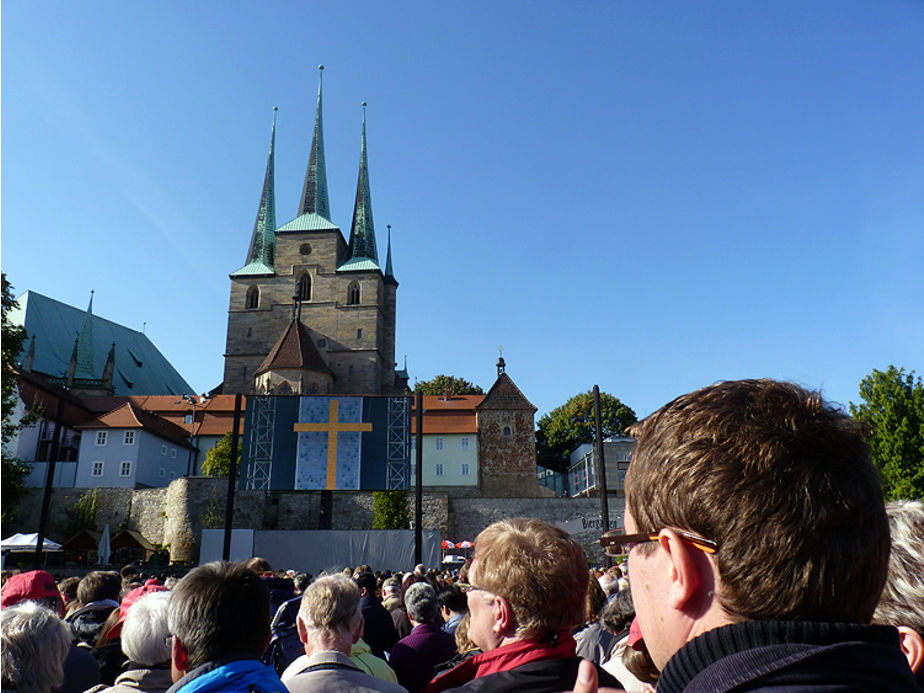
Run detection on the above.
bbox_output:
[66,601,118,648]
[359,593,398,659]
[389,623,457,693]
[657,620,920,693]
[441,657,621,692]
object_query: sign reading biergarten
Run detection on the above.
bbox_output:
[240,395,412,491]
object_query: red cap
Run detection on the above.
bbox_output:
[108,579,167,640]
[627,616,644,651]
[1,570,63,615]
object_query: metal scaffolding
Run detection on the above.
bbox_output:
[245,395,276,490]
[385,395,411,490]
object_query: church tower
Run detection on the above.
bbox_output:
[222,69,405,395]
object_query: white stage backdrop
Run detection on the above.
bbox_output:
[200,529,441,573]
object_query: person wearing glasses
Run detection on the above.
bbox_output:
[578,379,918,693]
[425,517,623,692]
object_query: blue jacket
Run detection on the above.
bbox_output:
[166,658,287,693]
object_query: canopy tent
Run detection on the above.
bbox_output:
[1,533,63,552]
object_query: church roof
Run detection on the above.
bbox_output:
[475,372,537,412]
[255,319,331,376]
[10,291,192,396]
[336,257,381,273]
[346,104,379,265]
[76,401,194,449]
[231,109,278,278]
[277,212,339,232]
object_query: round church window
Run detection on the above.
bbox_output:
[299,243,312,256]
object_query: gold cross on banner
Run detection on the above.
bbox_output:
[293,399,372,489]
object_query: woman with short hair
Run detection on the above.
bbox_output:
[1,600,72,693]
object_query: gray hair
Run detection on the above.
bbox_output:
[873,500,924,637]
[405,582,439,623]
[299,574,361,639]
[1,601,71,693]
[122,591,171,666]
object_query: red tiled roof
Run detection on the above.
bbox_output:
[76,401,194,449]
[410,395,481,434]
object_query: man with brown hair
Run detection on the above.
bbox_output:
[587,379,919,692]
[427,517,621,692]
[166,561,286,693]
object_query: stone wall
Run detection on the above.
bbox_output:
[447,496,627,564]
[14,482,619,565]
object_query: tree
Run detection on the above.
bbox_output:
[414,374,483,396]
[536,391,637,473]
[372,490,409,529]
[1,273,35,530]
[201,432,242,477]
[850,366,924,500]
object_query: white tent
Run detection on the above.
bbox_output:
[0,533,63,552]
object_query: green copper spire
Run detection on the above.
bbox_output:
[384,223,398,285]
[298,66,330,220]
[231,108,277,277]
[348,103,379,263]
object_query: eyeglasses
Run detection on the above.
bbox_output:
[456,581,489,594]
[600,529,718,556]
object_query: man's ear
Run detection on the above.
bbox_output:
[171,636,189,683]
[296,615,309,645]
[658,529,704,611]
[897,625,924,674]
[351,616,365,645]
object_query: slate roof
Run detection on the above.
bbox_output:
[76,401,195,449]
[255,319,331,376]
[10,291,192,396]
[475,373,537,412]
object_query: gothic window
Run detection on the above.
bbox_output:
[245,286,259,310]
[503,426,512,436]
[296,273,311,301]
[347,281,360,305]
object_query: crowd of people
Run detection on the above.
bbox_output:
[2,379,922,692]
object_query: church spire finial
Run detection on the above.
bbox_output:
[348,103,379,263]
[298,65,331,221]
[87,289,95,314]
[233,108,277,276]
[497,345,506,376]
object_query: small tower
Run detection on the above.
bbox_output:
[475,356,548,497]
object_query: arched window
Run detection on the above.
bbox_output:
[503,426,512,437]
[347,281,360,305]
[296,273,311,301]
[245,286,259,310]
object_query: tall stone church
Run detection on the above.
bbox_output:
[222,69,407,396]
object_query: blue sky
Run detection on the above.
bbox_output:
[3,1,922,419]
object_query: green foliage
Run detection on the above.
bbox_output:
[1,458,32,531]
[199,488,226,529]
[850,366,924,501]
[536,391,637,473]
[201,432,242,477]
[1,274,35,531]
[414,374,483,396]
[372,490,409,529]
[64,489,100,536]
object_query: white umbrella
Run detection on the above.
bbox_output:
[98,524,111,565]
